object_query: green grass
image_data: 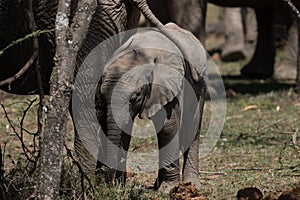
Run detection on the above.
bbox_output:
[1,58,299,199]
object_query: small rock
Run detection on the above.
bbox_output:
[237,187,263,200]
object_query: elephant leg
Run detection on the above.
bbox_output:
[103,106,133,184]
[68,104,96,174]
[274,21,298,81]
[241,7,275,79]
[152,99,181,192]
[168,0,207,44]
[96,130,131,184]
[181,82,206,190]
[221,7,247,61]
[114,130,132,184]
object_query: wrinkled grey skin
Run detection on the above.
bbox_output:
[0,0,143,173]
[0,0,140,94]
[147,0,300,79]
[95,23,206,191]
[147,0,206,44]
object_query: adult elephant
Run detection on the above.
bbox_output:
[0,0,143,173]
[147,0,300,90]
[93,23,206,191]
[0,0,141,94]
[147,0,206,44]
[210,0,299,80]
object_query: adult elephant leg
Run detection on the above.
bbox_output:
[168,0,207,44]
[152,99,181,192]
[69,104,97,174]
[274,21,298,81]
[241,7,275,79]
[221,7,247,61]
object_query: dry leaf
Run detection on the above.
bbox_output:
[243,105,258,111]
[292,129,299,145]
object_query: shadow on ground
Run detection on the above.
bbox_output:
[222,75,294,95]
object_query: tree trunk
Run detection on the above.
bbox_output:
[297,19,300,93]
[36,0,96,199]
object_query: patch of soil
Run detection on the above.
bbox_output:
[169,181,207,200]
[237,183,300,200]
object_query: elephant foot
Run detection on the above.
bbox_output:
[274,61,297,81]
[153,172,180,193]
[241,62,273,79]
[183,174,201,191]
[221,42,247,62]
[156,180,179,193]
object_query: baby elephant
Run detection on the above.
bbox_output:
[95,23,207,192]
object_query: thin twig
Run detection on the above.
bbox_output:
[198,171,226,175]
[0,18,53,88]
[233,165,300,171]
[257,117,290,132]
[28,0,45,136]
[28,0,44,155]
[0,52,38,89]
[64,144,95,197]
[0,29,54,57]
[1,102,36,164]
[283,0,300,20]
[232,167,271,171]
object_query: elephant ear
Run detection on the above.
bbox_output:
[126,30,185,119]
[137,53,185,119]
[162,23,207,82]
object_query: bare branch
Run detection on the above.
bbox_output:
[0,29,54,57]
[28,0,45,142]
[283,0,300,19]
[1,101,37,164]
[65,144,95,198]
[0,51,38,88]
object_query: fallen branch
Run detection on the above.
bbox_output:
[198,171,226,175]
[232,167,271,171]
[256,117,290,132]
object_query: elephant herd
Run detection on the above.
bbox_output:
[0,0,299,193]
[148,0,300,81]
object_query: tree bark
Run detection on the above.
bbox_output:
[36,0,96,199]
[297,19,300,93]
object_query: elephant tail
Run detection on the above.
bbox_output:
[131,0,164,28]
